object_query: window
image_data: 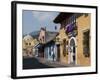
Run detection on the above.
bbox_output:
[65,14,77,34]
[56,37,59,42]
[63,39,66,56]
[39,38,42,43]
[61,19,66,28]
[69,14,76,24]
[84,13,89,17]
[42,36,45,43]
[83,30,90,57]
[26,43,28,45]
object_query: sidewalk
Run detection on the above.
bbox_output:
[35,57,80,68]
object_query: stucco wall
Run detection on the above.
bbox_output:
[57,14,91,66]
[76,14,91,66]
[57,28,69,64]
[22,36,38,56]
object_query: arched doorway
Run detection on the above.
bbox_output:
[68,37,77,64]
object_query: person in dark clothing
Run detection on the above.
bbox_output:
[52,53,55,62]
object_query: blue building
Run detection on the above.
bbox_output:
[44,41,57,61]
[38,28,58,61]
[44,31,58,61]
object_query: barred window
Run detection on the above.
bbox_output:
[83,30,90,57]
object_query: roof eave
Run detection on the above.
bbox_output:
[54,13,74,23]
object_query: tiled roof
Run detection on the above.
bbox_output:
[45,31,58,44]
[29,30,58,44]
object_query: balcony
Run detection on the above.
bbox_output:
[65,22,77,35]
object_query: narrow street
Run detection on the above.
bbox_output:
[23,57,80,69]
[23,57,53,69]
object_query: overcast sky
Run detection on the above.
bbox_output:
[22,10,60,35]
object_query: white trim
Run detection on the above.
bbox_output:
[68,37,77,65]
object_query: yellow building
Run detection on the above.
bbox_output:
[54,13,90,66]
[22,35,38,57]
[76,13,90,66]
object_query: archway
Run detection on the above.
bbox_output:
[68,37,77,64]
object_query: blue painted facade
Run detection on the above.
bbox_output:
[44,41,57,61]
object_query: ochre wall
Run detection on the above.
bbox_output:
[57,14,91,66]
[22,37,38,56]
[76,14,91,66]
[57,28,68,64]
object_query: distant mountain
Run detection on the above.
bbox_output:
[29,31,40,39]
[22,34,27,38]
[29,30,58,42]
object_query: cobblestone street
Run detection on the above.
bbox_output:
[23,57,53,69]
[36,57,80,67]
[23,57,80,69]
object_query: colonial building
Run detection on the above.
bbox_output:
[54,13,90,66]
[38,27,58,61]
[22,34,39,57]
[44,31,58,61]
